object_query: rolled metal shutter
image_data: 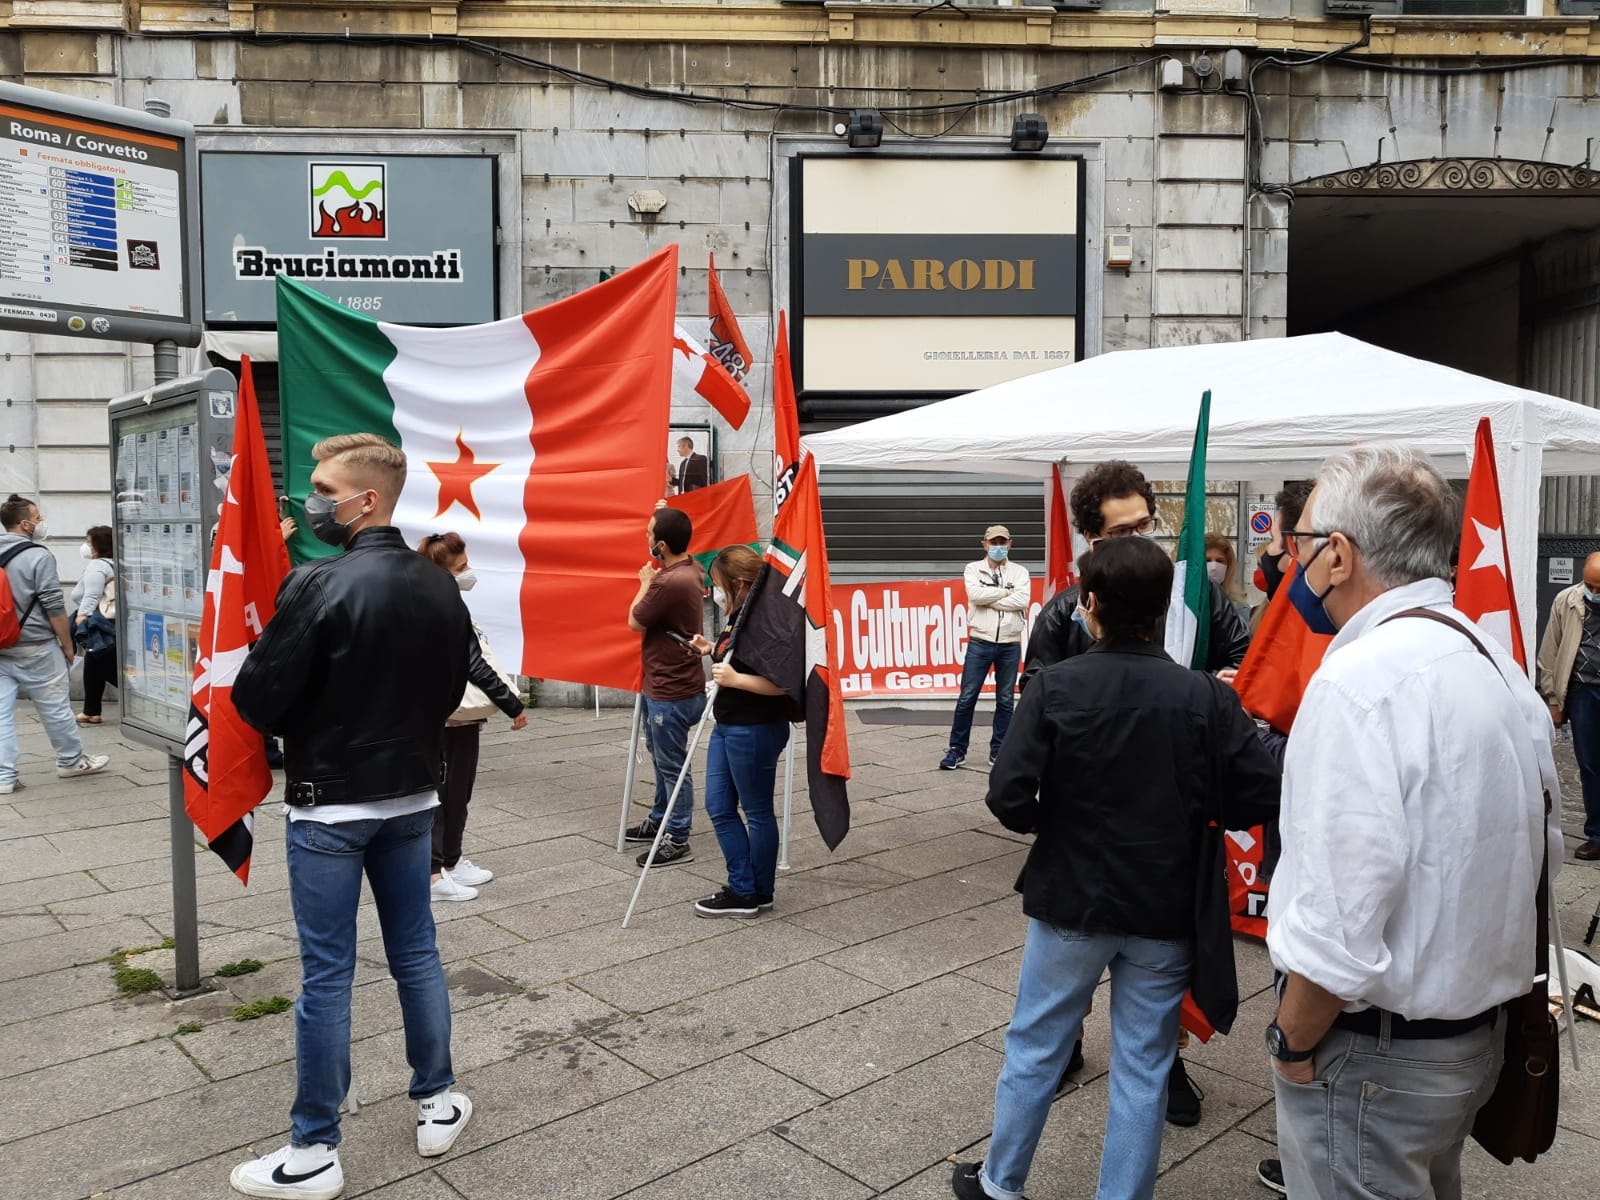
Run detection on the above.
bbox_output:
[1529,231,1600,536]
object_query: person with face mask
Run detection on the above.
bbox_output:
[940,526,1032,772]
[229,435,486,1198]
[70,526,118,725]
[1249,480,1314,635]
[681,544,792,917]
[1536,550,1600,860]
[1268,445,1559,1200]
[1203,533,1250,629]
[0,495,111,793]
[418,532,529,902]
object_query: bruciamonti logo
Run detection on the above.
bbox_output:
[309,162,387,240]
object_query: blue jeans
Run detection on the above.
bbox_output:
[286,809,453,1147]
[704,721,790,898]
[0,641,86,786]
[1567,683,1600,842]
[948,638,1020,758]
[981,921,1193,1200]
[645,692,706,841]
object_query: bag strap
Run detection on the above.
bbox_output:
[1381,606,1551,982]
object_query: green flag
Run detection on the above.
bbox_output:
[1164,391,1212,669]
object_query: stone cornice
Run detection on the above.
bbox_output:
[1,1,1596,60]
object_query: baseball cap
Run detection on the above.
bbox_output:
[984,525,1011,541]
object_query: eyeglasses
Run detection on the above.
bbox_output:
[1286,528,1359,559]
[1089,515,1159,545]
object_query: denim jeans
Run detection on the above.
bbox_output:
[644,692,706,841]
[704,721,790,898]
[0,641,86,786]
[947,638,1020,758]
[980,921,1192,1200]
[1274,1021,1501,1200]
[1567,683,1600,841]
[286,809,453,1147]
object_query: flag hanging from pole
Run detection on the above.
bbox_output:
[674,322,750,431]
[707,252,754,391]
[734,452,851,849]
[772,311,802,516]
[1044,465,1079,603]
[275,247,678,692]
[1164,392,1213,669]
[667,474,761,580]
[1455,417,1526,667]
[183,357,290,884]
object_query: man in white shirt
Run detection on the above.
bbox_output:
[1266,444,1560,1200]
[940,525,1031,771]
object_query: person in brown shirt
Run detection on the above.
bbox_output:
[624,506,707,867]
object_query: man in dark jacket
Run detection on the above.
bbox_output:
[1021,460,1250,693]
[228,434,480,1200]
[953,537,1280,1200]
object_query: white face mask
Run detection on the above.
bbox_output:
[1205,561,1227,586]
[79,543,94,560]
[455,569,478,592]
[28,520,47,543]
[712,586,728,610]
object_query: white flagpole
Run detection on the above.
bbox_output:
[616,693,644,854]
[778,735,795,870]
[623,686,717,928]
[1550,872,1582,1069]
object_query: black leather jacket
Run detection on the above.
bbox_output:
[234,526,492,807]
[1021,578,1251,691]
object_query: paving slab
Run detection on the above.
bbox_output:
[624,1131,873,1200]
[9,1037,209,1143]
[821,897,1025,991]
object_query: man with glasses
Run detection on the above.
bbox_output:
[1019,460,1250,1126]
[941,525,1032,771]
[1266,445,1558,1200]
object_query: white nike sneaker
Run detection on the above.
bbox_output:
[416,1088,473,1157]
[230,1143,343,1199]
[448,858,493,887]
[429,871,478,903]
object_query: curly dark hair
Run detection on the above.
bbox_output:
[1275,480,1314,533]
[1069,461,1154,539]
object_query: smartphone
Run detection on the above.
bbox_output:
[666,631,694,647]
[277,495,291,520]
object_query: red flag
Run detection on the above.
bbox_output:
[1455,418,1526,667]
[707,252,754,388]
[667,474,761,569]
[673,322,750,431]
[183,358,290,884]
[735,452,851,848]
[773,311,801,516]
[1044,466,1078,602]
[1232,562,1334,734]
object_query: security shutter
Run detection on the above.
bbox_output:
[1528,231,1600,536]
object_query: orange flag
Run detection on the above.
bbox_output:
[182,357,290,884]
[772,311,801,516]
[1454,418,1526,667]
[1232,563,1334,734]
[708,252,754,387]
[1044,466,1078,602]
[667,474,761,574]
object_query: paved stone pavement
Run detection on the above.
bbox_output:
[1,699,1597,1200]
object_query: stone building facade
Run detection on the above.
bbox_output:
[3,0,1598,601]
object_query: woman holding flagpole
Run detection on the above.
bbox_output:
[687,545,793,918]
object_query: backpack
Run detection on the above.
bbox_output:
[0,542,48,650]
[98,576,117,622]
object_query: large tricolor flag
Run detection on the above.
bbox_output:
[674,322,750,431]
[276,247,678,691]
[735,451,851,849]
[1455,417,1526,667]
[1164,391,1213,669]
[707,252,754,390]
[667,474,761,580]
[183,358,290,884]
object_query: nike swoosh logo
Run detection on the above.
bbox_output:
[418,1105,464,1127]
[271,1162,335,1185]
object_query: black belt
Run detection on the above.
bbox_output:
[285,778,349,808]
[1331,1006,1497,1041]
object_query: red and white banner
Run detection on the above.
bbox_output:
[831,577,1046,698]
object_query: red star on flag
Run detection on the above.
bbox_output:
[428,432,499,521]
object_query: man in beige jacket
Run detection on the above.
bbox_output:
[1536,550,1600,859]
[941,525,1031,772]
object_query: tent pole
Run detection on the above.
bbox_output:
[616,693,643,853]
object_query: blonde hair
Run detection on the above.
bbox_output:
[1204,532,1243,603]
[312,433,407,498]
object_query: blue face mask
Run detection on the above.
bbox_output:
[987,545,1009,563]
[1286,548,1339,636]
[1586,586,1600,603]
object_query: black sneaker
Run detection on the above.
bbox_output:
[951,1162,1027,1200]
[939,749,965,771]
[694,887,759,918]
[624,818,661,844]
[754,893,774,909]
[636,839,692,868]
[1256,1159,1286,1194]
[1054,1037,1086,1099]
[1165,1055,1204,1127]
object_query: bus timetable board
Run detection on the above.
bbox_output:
[0,81,201,346]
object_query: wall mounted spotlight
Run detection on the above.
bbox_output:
[847,109,884,149]
[1010,113,1048,153]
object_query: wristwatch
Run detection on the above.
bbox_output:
[1265,1021,1316,1063]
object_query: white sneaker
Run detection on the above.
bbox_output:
[430,871,478,903]
[448,858,493,887]
[57,754,110,780]
[0,780,20,795]
[416,1088,473,1157]
[230,1143,343,1199]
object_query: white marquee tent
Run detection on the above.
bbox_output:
[803,332,1600,649]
